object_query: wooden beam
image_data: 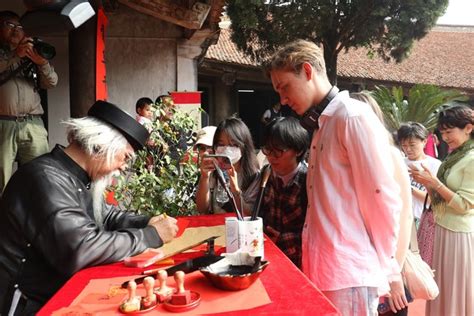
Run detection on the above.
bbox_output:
[118,0,211,29]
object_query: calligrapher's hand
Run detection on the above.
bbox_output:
[148,214,178,243]
[387,278,409,313]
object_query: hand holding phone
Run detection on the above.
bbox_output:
[409,162,423,171]
[204,154,232,170]
[377,286,413,314]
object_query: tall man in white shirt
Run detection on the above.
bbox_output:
[265,40,402,315]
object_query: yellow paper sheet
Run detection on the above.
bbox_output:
[160,225,226,257]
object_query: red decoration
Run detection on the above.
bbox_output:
[96,7,108,101]
[170,92,201,105]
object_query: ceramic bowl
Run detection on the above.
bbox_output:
[200,257,269,291]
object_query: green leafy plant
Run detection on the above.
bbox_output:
[371,84,468,132]
[112,99,200,217]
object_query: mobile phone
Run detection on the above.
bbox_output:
[409,162,423,171]
[204,154,232,170]
[377,298,391,314]
[377,287,413,314]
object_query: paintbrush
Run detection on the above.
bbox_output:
[251,165,271,221]
[213,161,243,220]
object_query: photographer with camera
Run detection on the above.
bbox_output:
[0,10,58,195]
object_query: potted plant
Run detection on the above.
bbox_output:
[112,98,200,217]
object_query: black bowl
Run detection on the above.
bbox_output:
[200,260,269,291]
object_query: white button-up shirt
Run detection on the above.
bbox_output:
[302,91,401,292]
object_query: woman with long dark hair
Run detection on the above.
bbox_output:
[196,117,260,214]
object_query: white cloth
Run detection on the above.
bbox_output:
[404,156,441,219]
[136,115,152,132]
[136,115,151,126]
[261,108,282,121]
[8,289,22,316]
[275,161,304,187]
[262,109,272,120]
[302,91,401,293]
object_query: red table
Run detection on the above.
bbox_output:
[38,214,340,315]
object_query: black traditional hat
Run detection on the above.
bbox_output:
[88,100,150,151]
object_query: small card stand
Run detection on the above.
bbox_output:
[225,217,240,253]
[225,216,264,258]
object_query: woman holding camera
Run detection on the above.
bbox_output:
[195,117,260,215]
[410,104,474,316]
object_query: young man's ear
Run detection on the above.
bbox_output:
[302,62,313,80]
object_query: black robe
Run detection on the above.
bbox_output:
[0,145,163,313]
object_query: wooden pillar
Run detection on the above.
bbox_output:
[68,1,99,117]
[214,75,235,123]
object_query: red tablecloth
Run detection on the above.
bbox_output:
[38,214,340,315]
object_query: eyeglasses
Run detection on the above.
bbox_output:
[262,147,289,158]
[2,21,24,31]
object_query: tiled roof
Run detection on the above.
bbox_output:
[205,28,258,67]
[205,27,474,90]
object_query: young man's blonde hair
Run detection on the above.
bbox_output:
[265,39,326,77]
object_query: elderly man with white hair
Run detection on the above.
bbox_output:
[0,100,179,315]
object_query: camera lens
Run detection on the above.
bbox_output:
[32,38,56,60]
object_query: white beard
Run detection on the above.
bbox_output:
[90,171,119,226]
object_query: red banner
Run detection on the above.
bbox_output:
[96,7,108,101]
[170,91,201,105]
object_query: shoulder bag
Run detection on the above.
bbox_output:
[417,193,436,266]
[401,220,439,300]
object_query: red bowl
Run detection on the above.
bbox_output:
[200,261,269,291]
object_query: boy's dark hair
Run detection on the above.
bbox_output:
[135,97,153,113]
[397,122,429,142]
[263,117,310,162]
[438,104,474,137]
[0,11,20,22]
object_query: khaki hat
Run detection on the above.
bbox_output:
[194,126,217,148]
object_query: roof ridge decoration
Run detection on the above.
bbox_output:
[118,0,211,29]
